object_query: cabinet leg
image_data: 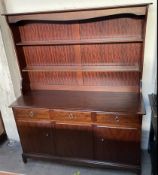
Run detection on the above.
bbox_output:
[22,154,27,163]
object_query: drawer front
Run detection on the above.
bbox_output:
[50,110,91,123]
[96,113,141,127]
[13,108,50,120]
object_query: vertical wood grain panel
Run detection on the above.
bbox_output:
[73,24,83,85]
[83,72,140,87]
[19,22,79,41]
[18,16,144,41]
[27,72,79,86]
[23,46,78,66]
[80,16,144,39]
[81,43,142,65]
[10,13,145,93]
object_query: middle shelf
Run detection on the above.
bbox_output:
[22,64,140,72]
[16,36,143,46]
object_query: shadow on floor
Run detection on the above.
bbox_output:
[0,141,151,175]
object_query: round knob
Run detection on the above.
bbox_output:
[29,111,34,117]
[69,113,74,119]
[101,138,104,142]
[115,115,119,122]
[45,133,49,137]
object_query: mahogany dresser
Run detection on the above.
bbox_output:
[4,3,151,174]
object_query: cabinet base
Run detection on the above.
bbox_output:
[22,153,141,175]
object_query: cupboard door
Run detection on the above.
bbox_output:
[94,126,141,165]
[17,120,54,155]
[54,123,93,159]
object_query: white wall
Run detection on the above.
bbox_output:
[0,1,21,141]
[0,0,157,149]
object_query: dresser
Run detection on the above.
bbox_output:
[4,3,151,174]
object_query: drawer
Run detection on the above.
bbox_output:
[50,110,91,123]
[96,113,141,127]
[13,108,50,120]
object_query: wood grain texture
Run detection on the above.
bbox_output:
[50,110,91,123]
[17,16,144,42]
[6,4,150,173]
[54,123,93,159]
[83,72,140,86]
[95,113,141,128]
[22,45,77,66]
[7,6,147,23]
[22,43,142,66]
[80,43,142,65]
[24,71,140,91]
[16,120,54,155]
[9,12,145,93]
[28,84,139,92]
[27,72,79,86]
[19,23,78,41]
[22,65,140,72]
[10,90,145,115]
[94,126,141,165]
[16,37,143,46]
[13,108,50,120]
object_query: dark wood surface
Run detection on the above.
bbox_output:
[5,4,151,174]
[17,120,54,155]
[8,9,146,93]
[11,90,145,115]
[94,126,141,165]
[54,123,93,159]
[22,64,140,72]
[16,37,143,46]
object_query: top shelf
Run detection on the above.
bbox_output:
[16,37,143,46]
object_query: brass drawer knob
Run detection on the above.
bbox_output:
[29,111,35,118]
[45,133,49,137]
[68,113,74,120]
[115,115,119,122]
[101,138,104,142]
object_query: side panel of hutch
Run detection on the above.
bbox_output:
[4,3,151,175]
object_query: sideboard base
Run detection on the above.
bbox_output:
[22,153,141,175]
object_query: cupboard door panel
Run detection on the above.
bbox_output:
[17,120,54,155]
[54,123,93,159]
[94,126,141,165]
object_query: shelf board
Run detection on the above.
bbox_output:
[16,37,143,46]
[22,65,140,72]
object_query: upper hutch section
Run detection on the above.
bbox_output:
[4,4,150,93]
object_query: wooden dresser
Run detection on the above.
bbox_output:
[4,3,151,174]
